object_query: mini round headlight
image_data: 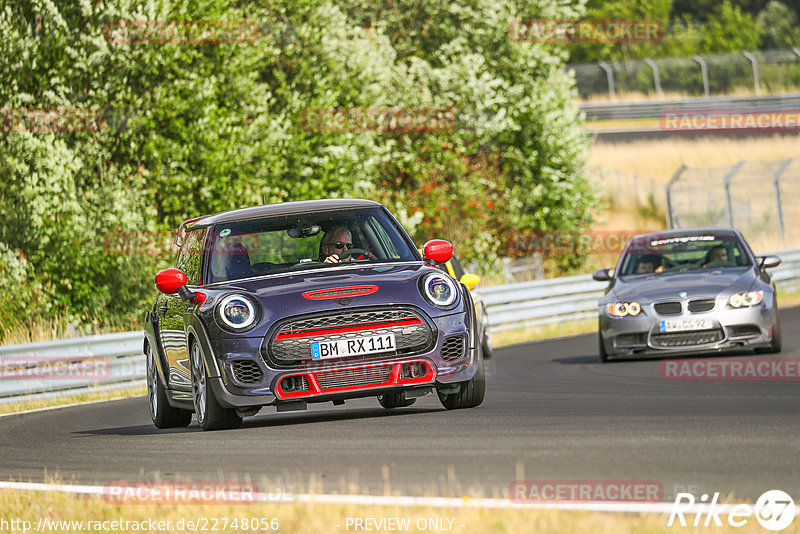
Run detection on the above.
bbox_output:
[421,273,457,307]
[729,293,743,308]
[218,294,256,329]
[626,302,641,316]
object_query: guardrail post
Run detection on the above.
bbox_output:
[644,58,663,98]
[742,51,761,95]
[665,164,687,228]
[773,158,793,241]
[598,61,615,100]
[723,160,746,228]
[693,55,710,97]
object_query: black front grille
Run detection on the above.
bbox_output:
[264,307,435,369]
[231,360,263,384]
[615,333,647,347]
[651,329,724,347]
[281,375,309,392]
[688,299,716,312]
[654,301,682,315]
[316,365,392,389]
[728,324,762,337]
[441,336,466,362]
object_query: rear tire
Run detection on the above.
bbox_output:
[146,342,191,429]
[190,341,242,431]
[377,393,416,409]
[437,345,486,410]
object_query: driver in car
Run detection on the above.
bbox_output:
[703,245,728,267]
[321,226,354,264]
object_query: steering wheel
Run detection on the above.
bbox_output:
[338,248,373,261]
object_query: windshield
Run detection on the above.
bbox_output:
[618,234,752,276]
[204,207,418,283]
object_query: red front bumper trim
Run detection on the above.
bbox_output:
[275,360,435,400]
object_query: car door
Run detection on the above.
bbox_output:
[156,227,207,392]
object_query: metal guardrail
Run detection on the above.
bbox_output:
[0,332,145,404]
[2,247,800,402]
[476,247,800,332]
[579,93,800,122]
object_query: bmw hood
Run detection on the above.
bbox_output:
[609,267,755,302]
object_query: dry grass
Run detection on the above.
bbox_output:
[0,386,146,416]
[1,482,791,534]
[588,136,800,184]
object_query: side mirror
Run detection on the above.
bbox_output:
[460,273,480,291]
[592,268,613,282]
[423,239,453,265]
[759,255,781,269]
[155,268,196,301]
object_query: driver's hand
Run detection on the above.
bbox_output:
[324,254,340,264]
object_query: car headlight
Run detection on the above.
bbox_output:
[607,302,641,317]
[421,272,458,307]
[729,290,763,308]
[217,294,257,329]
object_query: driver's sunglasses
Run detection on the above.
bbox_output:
[326,242,353,250]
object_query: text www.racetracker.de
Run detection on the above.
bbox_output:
[0,517,279,532]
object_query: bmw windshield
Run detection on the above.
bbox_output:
[618,234,752,276]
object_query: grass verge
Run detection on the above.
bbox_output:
[1,486,784,534]
[0,386,146,416]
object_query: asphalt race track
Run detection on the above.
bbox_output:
[2,307,800,501]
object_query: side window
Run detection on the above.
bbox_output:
[175,229,206,285]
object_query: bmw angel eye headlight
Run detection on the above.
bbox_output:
[218,294,257,329]
[607,302,641,317]
[729,290,763,308]
[421,273,458,307]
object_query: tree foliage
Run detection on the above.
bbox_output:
[0,0,595,328]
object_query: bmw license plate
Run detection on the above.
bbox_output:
[311,333,396,360]
[659,319,712,332]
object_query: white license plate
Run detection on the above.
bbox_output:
[311,333,396,360]
[659,319,712,332]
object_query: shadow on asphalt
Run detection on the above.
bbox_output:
[73,406,443,436]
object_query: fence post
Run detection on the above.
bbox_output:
[742,51,761,95]
[598,61,615,99]
[693,55,710,97]
[773,158,793,241]
[665,164,687,228]
[644,58,663,98]
[723,160,746,228]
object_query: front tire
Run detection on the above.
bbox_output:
[146,342,191,429]
[598,331,610,363]
[190,341,242,431]
[757,303,782,354]
[437,345,486,410]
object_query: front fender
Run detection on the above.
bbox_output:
[184,312,221,378]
